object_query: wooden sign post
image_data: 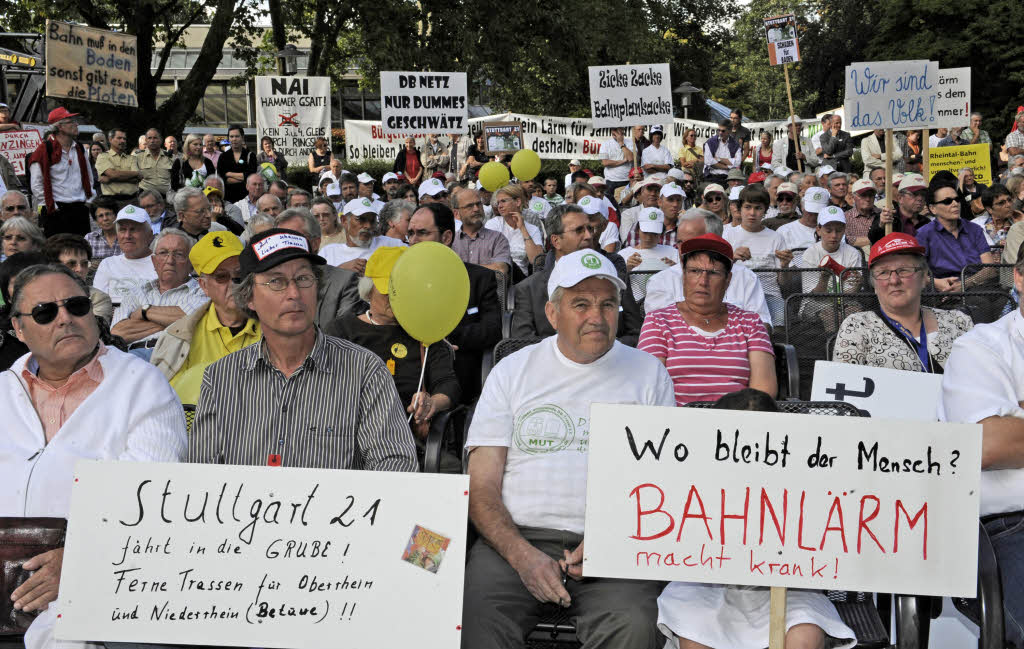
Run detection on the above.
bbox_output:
[885,128,895,234]
[922,128,931,179]
[783,64,802,173]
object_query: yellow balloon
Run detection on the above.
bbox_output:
[388,242,471,345]
[511,149,541,181]
[478,161,510,192]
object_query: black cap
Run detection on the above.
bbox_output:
[239,228,326,275]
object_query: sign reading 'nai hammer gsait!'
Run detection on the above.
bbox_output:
[56,461,468,649]
[588,63,673,128]
[583,404,981,597]
[45,20,138,107]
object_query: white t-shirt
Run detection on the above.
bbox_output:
[319,236,407,266]
[599,221,619,250]
[776,219,818,251]
[484,217,543,273]
[641,143,673,169]
[618,244,679,268]
[797,241,863,293]
[92,253,159,305]
[598,138,635,183]
[724,226,784,297]
[466,337,676,534]
[929,134,943,148]
[643,264,772,325]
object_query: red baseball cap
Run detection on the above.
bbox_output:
[678,233,734,271]
[748,171,767,184]
[869,233,926,265]
[47,107,80,124]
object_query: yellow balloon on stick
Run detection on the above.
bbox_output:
[389,242,470,345]
[510,149,541,181]
[478,161,511,192]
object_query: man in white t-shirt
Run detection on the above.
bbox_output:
[464,248,675,649]
[598,127,636,197]
[318,197,405,273]
[644,208,771,324]
[619,206,680,302]
[92,204,159,306]
[564,159,581,191]
[640,125,673,174]
[796,205,863,325]
[724,184,788,323]
[776,185,829,264]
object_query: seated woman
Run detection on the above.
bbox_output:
[639,234,777,404]
[658,388,856,649]
[325,246,460,471]
[485,184,544,280]
[833,232,972,371]
[1,216,44,262]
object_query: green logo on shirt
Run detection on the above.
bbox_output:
[513,405,575,454]
[580,253,602,270]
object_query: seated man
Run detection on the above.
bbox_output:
[0,263,185,649]
[939,250,1024,649]
[318,197,406,274]
[161,186,228,239]
[92,205,159,305]
[451,188,511,276]
[189,228,418,471]
[111,228,207,357]
[42,233,114,324]
[151,231,261,404]
[463,248,675,649]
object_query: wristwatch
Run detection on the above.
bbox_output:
[141,304,152,321]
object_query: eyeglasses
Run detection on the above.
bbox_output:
[932,196,961,206]
[705,195,724,202]
[408,228,439,238]
[777,195,795,202]
[204,271,242,284]
[870,266,922,281]
[154,250,189,261]
[684,267,727,280]
[13,296,92,325]
[256,273,317,291]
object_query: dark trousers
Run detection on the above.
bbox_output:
[983,511,1024,648]
[462,526,664,649]
[43,201,90,237]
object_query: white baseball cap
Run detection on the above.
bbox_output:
[728,186,743,201]
[569,159,581,166]
[356,172,374,184]
[666,168,686,181]
[898,175,927,193]
[638,207,666,233]
[115,204,148,223]
[776,182,798,196]
[803,186,831,212]
[576,195,602,215]
[529,196,551,216]
[343,197,377,217]
[382,172,399,183]
[660,182,685,198]
[319,172,337,184]
[703,183,725,197]
[547,249,626,297]
[815,165,836,178]
[650,125,664,134]
[773,165,792,177]
[851,178,876,195]
[817,205,847,227]
[418,177,446,198]
[326,182,342,198]
[588,176,607,186]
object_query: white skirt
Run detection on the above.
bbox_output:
[657,582,857,649]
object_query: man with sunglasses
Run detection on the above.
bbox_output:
[702,119,742,184]
[152,231,260,404]
[2,264,185,649]
[319,197,406,274]
[763,181,802,231]
[0,189,31,222]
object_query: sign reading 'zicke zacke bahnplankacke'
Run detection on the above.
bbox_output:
[588,64,673,129]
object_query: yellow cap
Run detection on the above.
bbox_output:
[203,186,223,199]
[190,232,243,275]
[365,246,406,295]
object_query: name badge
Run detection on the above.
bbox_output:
[467,306,479,315]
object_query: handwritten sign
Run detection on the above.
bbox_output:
[928,144,992,186]
[0,129,42,175]
[380,71,468,136]
[582,403,980,596]
[844,60,940,130]
[588,64,673,128]
[764,14,800,66]
[45,20,137,107]
[934,67,971,129]
[255,76,331,162]
[810,361,943,420]
[57,461,468,648]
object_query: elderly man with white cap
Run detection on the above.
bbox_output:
[763,181,802,231]
[91,204,159,305]
[618,173,664,241]
[418,176,449,205]
[318,197,406,274]
[382,171,402,199]
[463,247,675,649]
[356,172,386,211]
[701,182,728,221]
[868,174,931,243]
[623,181,684,249]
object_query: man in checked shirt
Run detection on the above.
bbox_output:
[188,227,418,471]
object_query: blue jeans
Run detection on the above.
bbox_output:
[127,347,154,362]
[983,511,1024,648]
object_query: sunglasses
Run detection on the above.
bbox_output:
[14,295,92,325]
[933,196,961,206]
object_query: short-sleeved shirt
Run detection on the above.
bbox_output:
[775,219,816,251]
[85,230,121,261]
[638,303,774,405]
[641,144,673,169]
[113,278,208,342]
[95,150,139,196]
[915,218,990,278]
[92,253,159,305]
[598,138,635,183]
[136,150,173,196]
[451,226,512,269]
[319,236,407,267]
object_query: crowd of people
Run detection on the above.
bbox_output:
[2,100,1024,649]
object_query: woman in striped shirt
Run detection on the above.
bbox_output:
[639,233,777,405]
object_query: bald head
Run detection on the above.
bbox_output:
[676,217,706,243]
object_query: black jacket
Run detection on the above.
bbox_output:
[446,262,502,403]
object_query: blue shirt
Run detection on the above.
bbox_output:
[915,217,990,279]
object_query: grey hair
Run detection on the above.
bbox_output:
[203,174,225,190]
[545,203,585,245]
[246,173,266,187]
[959,166,974,175]
[357,276,375,301]
[150,227,195,253]
[1010,155,1024,165]
[970,111,983,120]
[257,194,283,211]
[241,213,278,244]
[172,186,206,214]
[381,199,416,226]
[828,172,849,185]
[275,208,320,239]
[1,189,29,204]
[564,182,593,204]
[0,216,45,248]
[789,172,804,186]
[10,263,89,316]
[679,207,723,236]
[139,188,165,207]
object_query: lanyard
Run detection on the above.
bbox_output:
[880,310,930,372]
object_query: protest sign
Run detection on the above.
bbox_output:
[57,461,468,648]
[764,14,800,65]
[934,67,971,128]
[588,64,673,128]
[255,76,331,162]
[482,121,523,155]
[928,144,992,186]
[45,20,137,107]
[0,128,42,175]
[583,403,980,596]
[844,60,940,130]
[810,361,943,420]
[379,71,468,135]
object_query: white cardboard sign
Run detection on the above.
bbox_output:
[764,14,800,66]
[0,129,42,175]
[380,71,468,135]
[934,67,972,128]
[583,404,980,596]
[844,60,940,130]
[255,76,332,162]
[588,63,673,128]
[810,361,943,420]
[57,461,469,648]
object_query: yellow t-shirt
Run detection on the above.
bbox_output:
[170,304,261,404]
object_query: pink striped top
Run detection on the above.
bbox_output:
[638,303,774,405]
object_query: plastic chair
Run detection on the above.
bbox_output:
[182,404,196,434]
[949,522,1006,649]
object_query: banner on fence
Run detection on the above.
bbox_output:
[255,76,332,163]
[379,71,468,136]
[45,20,138,107]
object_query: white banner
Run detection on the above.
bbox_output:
[589,64,674,128]
[583,404,981,596]
[57,461,468,648]
[0,128,42,175]
[844,60,941,130]
[810,361,943,420]
[380,71,468,135]
[934,67,971,128]
[255,76,331,162]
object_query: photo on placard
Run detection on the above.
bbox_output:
[482,121,524,156]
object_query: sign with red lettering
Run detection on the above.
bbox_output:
[0,128,42,175]
[582,404,981,596]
